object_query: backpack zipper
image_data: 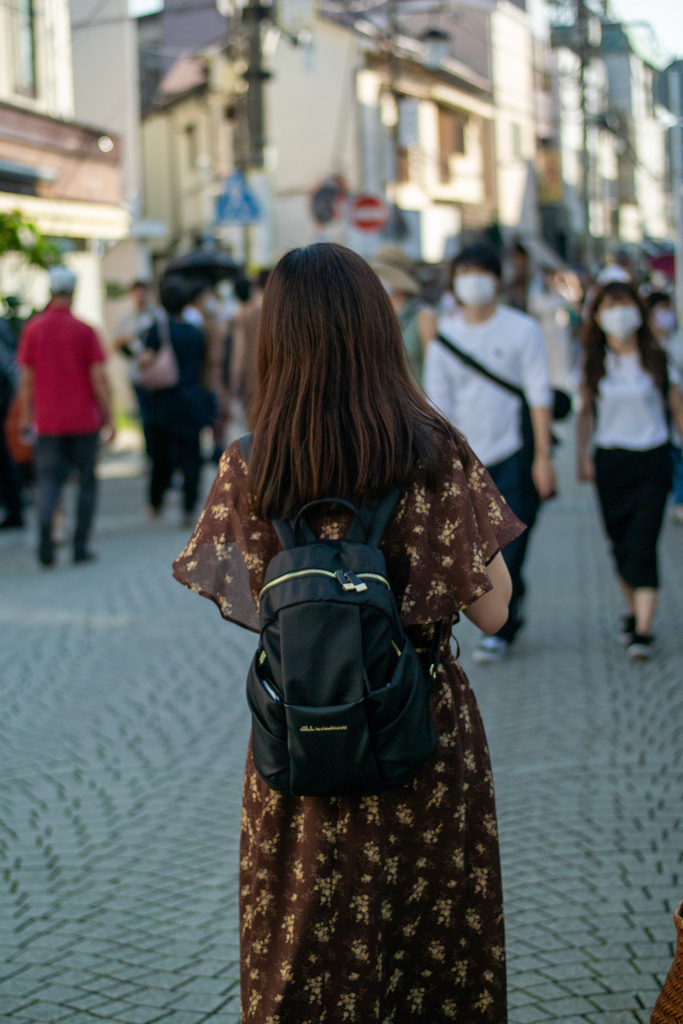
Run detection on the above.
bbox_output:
[260,568,391,598]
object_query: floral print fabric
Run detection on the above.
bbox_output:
[173,432,524,1023]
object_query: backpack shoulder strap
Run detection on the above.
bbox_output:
[365,486,401,547]
[436,332,526,403]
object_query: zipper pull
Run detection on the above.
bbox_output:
[345,570,368,593]
[335,570,356,591]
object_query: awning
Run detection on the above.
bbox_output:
[0,192,130,239]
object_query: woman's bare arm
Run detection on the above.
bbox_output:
[461,552,512,635]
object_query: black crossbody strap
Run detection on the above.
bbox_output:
[436,333,526,403]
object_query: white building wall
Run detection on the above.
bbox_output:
[491,0,538,234]
[0,0,74,117]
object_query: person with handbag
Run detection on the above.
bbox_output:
[16,266,114,566]
[139,275,209,527]
[172,242,525,1023]
[576,281,683,659]
[424,242,556,662]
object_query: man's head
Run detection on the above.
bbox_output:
[131,280,152,312]
[452,243,501,309]
[48,266,77,307]
[159,274,192,317]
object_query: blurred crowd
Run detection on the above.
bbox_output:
[1,239,682,660]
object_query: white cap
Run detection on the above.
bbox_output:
[596,265,630,285]
[48,265,77,294]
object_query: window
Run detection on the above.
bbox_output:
[438,107,466,183]
[185,124,198,169]
[15,0,37,97]
[512,122,523,159]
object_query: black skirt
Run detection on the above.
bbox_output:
[594,445,673,589]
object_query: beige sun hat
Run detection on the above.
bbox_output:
[373,245,413,271]
[370,260,420,295]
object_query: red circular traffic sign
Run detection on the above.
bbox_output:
[350,194,388,233]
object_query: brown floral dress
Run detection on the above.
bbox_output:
[173,433,523,1024]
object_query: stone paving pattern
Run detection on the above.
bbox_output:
[0,438,682,1024]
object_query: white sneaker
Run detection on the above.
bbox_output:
[672,505,683,525]
[472,637,509,663]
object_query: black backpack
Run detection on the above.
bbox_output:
[240,434,441,797]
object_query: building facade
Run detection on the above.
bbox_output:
[0,0,127,323]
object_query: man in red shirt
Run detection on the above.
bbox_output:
[18,266,114,566]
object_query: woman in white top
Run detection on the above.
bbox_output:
[577,281,683,659]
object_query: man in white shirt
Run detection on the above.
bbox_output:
[425,243,556,661]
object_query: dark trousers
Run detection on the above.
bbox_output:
[0,409,23,522]
[486,448,541,644]
[147,424,202,514]
[594,445,672,589]
[36,433,99,555]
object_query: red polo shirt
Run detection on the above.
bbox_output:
[18,305,105,436]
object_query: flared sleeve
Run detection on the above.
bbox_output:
[381,434,525,627]
[172,441,279,632]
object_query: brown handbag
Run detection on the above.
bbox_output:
[651,902,683,1023]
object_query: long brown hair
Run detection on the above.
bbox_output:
[582,281,668,398]
[248,243,455,519]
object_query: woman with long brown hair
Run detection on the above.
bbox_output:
[173,243,523,1022]
[577,280,683,659]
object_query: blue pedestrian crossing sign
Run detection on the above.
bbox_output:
[216,171,262,224]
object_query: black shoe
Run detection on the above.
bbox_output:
[627,633,653,660]
[39,526,55,566]
[73,550,97,564]
[0,515,23,530]
[619,615,636,645]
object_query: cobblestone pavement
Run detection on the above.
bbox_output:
[1,439,682,1024]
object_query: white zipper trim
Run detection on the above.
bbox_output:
[260,568,391,598]
[260,568,337,597]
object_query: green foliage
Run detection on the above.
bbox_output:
[0,210,61,269]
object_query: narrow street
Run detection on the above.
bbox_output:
[1,437,682,1024]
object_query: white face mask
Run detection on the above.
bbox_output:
[598,304,642,340]
[454,273,497,307]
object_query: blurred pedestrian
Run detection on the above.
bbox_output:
[371,246,436,383]
[425,242,556,662]
[173,242,522,1024]
[501,239,531,312]
[528,268,578,393]
[648,291,683,522]
[576,281,683,659]
[17,266,114,566]
[140,275,210,527]
[113,279,157,450]
[182,279,230,460]
[0,315,23,528]
[230,271,267,426]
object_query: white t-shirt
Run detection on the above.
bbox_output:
[593,351,677,451]
[424,305,552,467]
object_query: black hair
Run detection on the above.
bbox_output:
[646,291,671,310]
[257,268,271,290]
[159,274,191,316]
[234,276,252,303]
[453,243,502,279]
[132,280,151,290]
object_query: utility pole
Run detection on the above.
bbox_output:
[243,0,270,169]
[669,69,683,335]
[577,0,594,269]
